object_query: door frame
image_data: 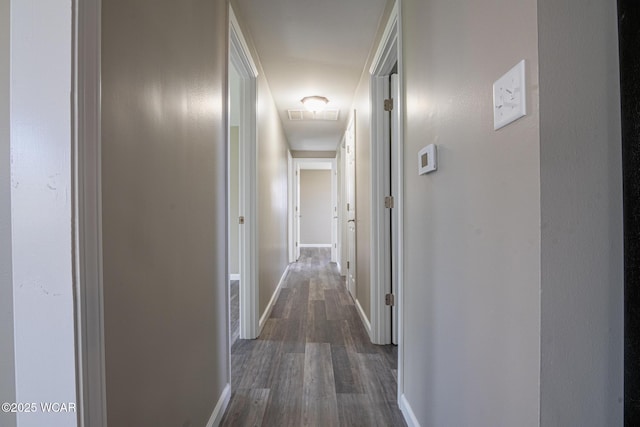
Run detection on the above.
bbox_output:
[230,6,259,340]
[291,158,338,261]
[74,0,107,425]
[369,0,406,405]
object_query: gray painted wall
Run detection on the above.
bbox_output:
[300,170,332,245]
[101,1,229,425]
[349,76,372,321]
[0,0,16,425]
[402,0,541,425]
[291,150,336,159]
[538,0,624,425]
[256,68,291,315]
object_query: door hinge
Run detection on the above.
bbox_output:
[347,203,350,211]
[296,242,298,247]
[347,261,350,269]
[384,196,394,209]
[334,243,337,248]
[239,216,245,224]
[385,293,395,306]
[384,98,393,111]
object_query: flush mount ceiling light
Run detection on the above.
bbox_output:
[300,96,329,113]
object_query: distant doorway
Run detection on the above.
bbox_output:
[291,158,338,263]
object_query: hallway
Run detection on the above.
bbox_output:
[221,248,406,426]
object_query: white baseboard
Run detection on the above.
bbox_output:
[355,298,371,337]
[399,394,421,427]
[258,265,290,334]
[206,383,231,427]
[299,243,332,248]
[229,274,240,281]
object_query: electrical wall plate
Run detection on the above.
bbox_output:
[418,144,437,175]
[493,60,527,130]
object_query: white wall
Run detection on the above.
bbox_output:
[101,0,230,425]
[538,0,623,424]
[300,170,332,245]
[0,0,16,426]
[402,0,541,425]
[10,1,77,426]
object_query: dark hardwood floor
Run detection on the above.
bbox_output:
[230,279,239,347]
[221,248,406,427]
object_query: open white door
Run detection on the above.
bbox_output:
[391,73,399,345]
[346,116,357,299]
[230,6,259,340]
[331,164,338,263]
[294,162,301,261]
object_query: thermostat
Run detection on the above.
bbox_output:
[418,144,437,175]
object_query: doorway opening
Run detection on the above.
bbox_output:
[290,158,338,263]
[368,0,408,413]
[229,5,259,345]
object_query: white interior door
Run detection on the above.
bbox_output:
[331,161,338,263]
[346,117,357,299]
[295,162,301,260]
[391,73,399,345]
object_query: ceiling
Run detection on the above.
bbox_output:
[234,0,389,152]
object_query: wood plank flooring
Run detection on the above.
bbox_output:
[221,248,406,427]
[230,280,239,346]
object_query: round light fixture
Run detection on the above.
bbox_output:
[300,96,329,113]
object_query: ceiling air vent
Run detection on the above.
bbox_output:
[287,109,340,121]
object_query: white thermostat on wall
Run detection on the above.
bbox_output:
[418,144,437,175]
[493,59,527,130]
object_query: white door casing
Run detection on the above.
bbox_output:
[391,73,399,345]
[292,158,338,260]
[368,0,406,408]
[295,162,301,260]
[230,6,259,340]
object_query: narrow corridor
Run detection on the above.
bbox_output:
[221,248,406,426]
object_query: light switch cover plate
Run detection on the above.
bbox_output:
[493,60,526,130]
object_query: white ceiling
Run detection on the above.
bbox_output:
[234,0,389,152]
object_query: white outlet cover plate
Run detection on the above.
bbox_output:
[493,60,526,130]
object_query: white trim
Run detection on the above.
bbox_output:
[287,151,295,263]
[399,394,421,427]
[229,8,258,78]
[354,298,372,337]
[258,265,290,333]
[229,274,240,281]
[369,1,399,75]
[396,0,406,406]
[368,0,407,407]
[230,6,259,340]
[205,383,231,427]
[74,0,107,425]
[299,244,332,248]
